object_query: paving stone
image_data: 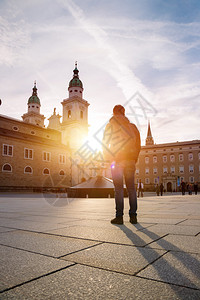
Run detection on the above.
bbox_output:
[62,243,166,275]
[57,219,155,231]
[1,264,200,300]
[0,230,100,257]
[0,244,73,292]
[0,227,16,233]
[146,235,200,254]
[0,217,72,232]
[138,217,185,225]
[179,219,200,226]
[47,225,166,246]
[142,224,200,236]
[137,251,200,289]
[141,213,190,219]
[15,215,81,224]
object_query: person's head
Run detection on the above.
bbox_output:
[113,105,125,116]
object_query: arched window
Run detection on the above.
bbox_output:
[24,166,33,174]
[59,170,65,176]
[68,110,71,118]
[2,163,12,172]
[43,168,50,175]
[80,111,83,119]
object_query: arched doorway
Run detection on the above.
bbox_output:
[167,182,172,192]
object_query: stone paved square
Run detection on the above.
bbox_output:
[0,193,200,299]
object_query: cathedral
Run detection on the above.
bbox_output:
[0,63,90,191]
[0,63,200,193]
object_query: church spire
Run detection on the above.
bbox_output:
[73,61,79,77]
[68,62,83,98]
[32,81,38,97]
[145,121,154,145]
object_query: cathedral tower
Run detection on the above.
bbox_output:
[61,63,90,149]
[22,82,45,127]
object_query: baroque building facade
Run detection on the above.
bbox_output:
[135,123,200,192]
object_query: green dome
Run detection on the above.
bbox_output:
[69,64,83,89]
[28,95,40,105]
[69,77,83,88]
[28,83,41,105]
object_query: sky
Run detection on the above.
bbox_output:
[0,0,200,149]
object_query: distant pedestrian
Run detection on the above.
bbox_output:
[137,179,144,198]
[188,183,193,195]
[160,183,164,196]
[181,180,186,195]
[155,184,160,196]
[103,105,141,225]
[194,182,198,195]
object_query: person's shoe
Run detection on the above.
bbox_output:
[130,215,137,224]
[111,216,123,225]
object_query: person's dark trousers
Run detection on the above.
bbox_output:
[111,160,137,217]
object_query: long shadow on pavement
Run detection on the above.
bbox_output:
[118,224,200,299]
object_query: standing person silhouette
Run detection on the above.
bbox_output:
[137,179,144,198]
[103,105,141,224]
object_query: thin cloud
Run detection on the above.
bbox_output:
[59,0,154,102]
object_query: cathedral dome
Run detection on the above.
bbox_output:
[28,95,40,105]
[28,82,41,105]
[69,63,83,89]
[69,77,83,88]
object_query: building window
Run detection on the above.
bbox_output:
[145,178,150,184]
[2,144,13,157]
[171,166,175,174]
[2,163,12,172]
[24,166,33,174]
[188,153,193,161]
[68,110,71,118]
[179,166,184,173]
[179,154,184,161]
[163,155,167,163]
[170,154,175,162]
[198,152,200,160]
[153,167,157,174]
[59,170,65,176]
[80,111,83,119]
[43,152,51,162]
[24,148,33,159]
[189,176,194,183]
[145,168,149,174]
[59,154,66,164]
[189,165,194,174]
[163,167,168,174]
[43,168,50,175]
[145,157,149,164]
[75,89,78,92]
[153,156,157,163]
[136,169,139,175]
[154,178,158,184]
[12,126,19,131]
